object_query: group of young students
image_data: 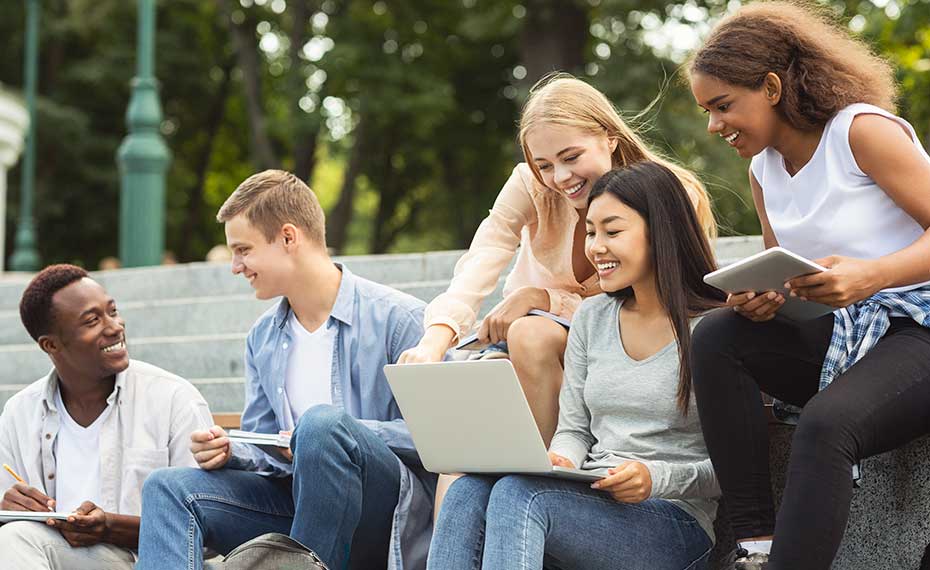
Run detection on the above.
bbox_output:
[2,2,929,570]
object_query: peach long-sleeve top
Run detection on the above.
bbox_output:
[424,163,602,339]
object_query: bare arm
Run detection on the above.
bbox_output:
[788,115,930,304]
[729,168,785,321]
[748,168,779,249]
[849,114,930,288]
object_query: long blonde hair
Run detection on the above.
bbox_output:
[519,73,717,239]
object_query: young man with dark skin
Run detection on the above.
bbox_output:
[0,264,212,569]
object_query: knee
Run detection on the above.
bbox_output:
[690,309,745,386]
[487,475,537,508]
[507,317,567,365]
[794,393,858,454]
[691,308,742,356]
[141,467,200,506]
[292,404,351,452]
[0,521,55,552]
[442,476,495,519]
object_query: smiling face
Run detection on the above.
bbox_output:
[225,214,294,300]
[42,278,129,380]
[585,192,652,293]
[525,123,617,209]
[690,71,783,159]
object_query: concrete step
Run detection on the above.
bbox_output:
[0,250,471,311]
[0,376,248,414]
[0,284,507,387]
[1,334,249,387]
[713,235,764,264]
[0,279,477,345]
[0,237,763,311]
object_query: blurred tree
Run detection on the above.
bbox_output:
[2,0,927,267]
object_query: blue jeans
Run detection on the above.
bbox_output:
[428,475,712,570]
[136,405,401,570]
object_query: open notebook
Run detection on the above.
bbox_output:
[228,429,291,448]
[0,510,70,523]
[455,309,571,351]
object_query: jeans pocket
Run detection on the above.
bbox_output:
[681,543,713,570]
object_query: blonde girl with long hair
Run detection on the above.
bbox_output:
[400,74,714,439]
[399,74,715,514]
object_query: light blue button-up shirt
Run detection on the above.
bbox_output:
[227,263,435,570]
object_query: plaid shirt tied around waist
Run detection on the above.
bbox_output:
[772,286,930,482]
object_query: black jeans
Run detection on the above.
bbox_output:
[691,309,930,570]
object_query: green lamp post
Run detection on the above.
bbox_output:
[9,0,41,272]
[117,0,170,267]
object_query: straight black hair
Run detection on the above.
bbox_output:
[588,162,726,415]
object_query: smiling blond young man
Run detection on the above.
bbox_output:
[137,170,435,570]
[0,264,213,569]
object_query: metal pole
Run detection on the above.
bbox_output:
[117,0,170,267]
[9,0,41,271]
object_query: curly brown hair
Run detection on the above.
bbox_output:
[688,1,897,131]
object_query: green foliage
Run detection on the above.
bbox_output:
[2,0,927,268]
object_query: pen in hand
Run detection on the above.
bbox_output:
[3,463,25,484]
[3,463,55,512]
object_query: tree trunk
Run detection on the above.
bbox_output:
[288,0,322,182]
[220,0,277,170]
[520,0,588,85]
[179,59,234,261]
[326,111,368,253]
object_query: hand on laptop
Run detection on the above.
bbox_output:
[191,426,231,470]
[399,325,454,364]
[590,461,653,504]
[548,452,576,470]
[2,483,55,512]
[728,291,784,322]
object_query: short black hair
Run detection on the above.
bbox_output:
[19,264,89,342]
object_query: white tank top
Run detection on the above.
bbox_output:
[750,103,930,292]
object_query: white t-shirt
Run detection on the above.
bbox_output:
[750,103,930,292]
[285,313,336,425]
[53,388,111,514]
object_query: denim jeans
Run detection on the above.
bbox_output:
[136,405,401,570]
[428,475,712,570]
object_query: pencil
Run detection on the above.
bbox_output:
[3,463,25,484]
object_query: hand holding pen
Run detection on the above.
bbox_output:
[2,463,55,512]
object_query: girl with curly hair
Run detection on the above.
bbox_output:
[688,2,930,569]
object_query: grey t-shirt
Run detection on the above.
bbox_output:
[549,294,720,541]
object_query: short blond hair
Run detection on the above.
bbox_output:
[217,170,326,246]
[519,73,717,239]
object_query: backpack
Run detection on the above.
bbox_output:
[211,533,330,570]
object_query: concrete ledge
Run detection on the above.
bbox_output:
[710,425,930,569]
[0,236,762,310]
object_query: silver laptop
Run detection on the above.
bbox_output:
[384,360,601,483]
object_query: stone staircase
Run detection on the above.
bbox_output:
[0,237,763,413]
[1,236,928,569]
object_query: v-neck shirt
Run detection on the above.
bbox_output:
[549,294,718,542]
[53,385,112,514]
[284,312,336,425]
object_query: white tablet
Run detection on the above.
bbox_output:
[703,247,836,321]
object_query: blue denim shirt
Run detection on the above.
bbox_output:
[227,263,436,570]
